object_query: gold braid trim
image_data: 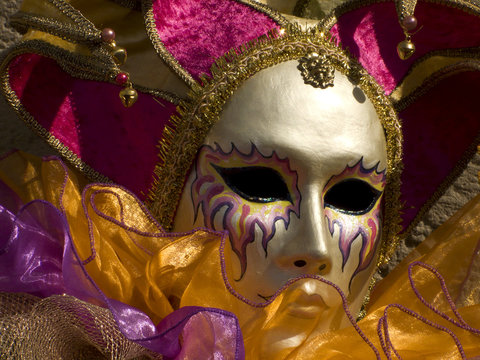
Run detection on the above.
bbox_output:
[392,50,480,109]
[10,12,100,45]
[396,0,418,20]
[319,0,480,31]
[234,0,291,27]
[141,0,197,88]
[48,0,99,31]
[394,60,480,112]
[146,26,403,266]
[12,0,117,63]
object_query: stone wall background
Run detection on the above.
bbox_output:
[0,0,57,156]
[1,0,479,272]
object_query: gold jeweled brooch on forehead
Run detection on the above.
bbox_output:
[298,52,335,89]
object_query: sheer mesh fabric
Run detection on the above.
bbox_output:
[0,292,161,359]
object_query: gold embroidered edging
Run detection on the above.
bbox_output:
[356,275,378,321]
[10,2,109,63]
[146,26,403,268]
[393,51,480,109]
[235,0,291,28]
[394,60,480,111]
[49,0,99,31]
[133,85,182,105]
[11,13,100,44]
[395,0,417,21]
[141,0,196,88]
[319,0,480,32]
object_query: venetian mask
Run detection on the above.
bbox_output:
[173,58,390,332]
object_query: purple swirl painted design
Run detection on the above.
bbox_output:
[191,143,301,277]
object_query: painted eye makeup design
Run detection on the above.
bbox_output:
[323,159,386,287]
[324,178,381,215]
[191,143,301,277]
[212,165,292,204]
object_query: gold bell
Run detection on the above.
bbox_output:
[119,86,138,107]
[397,39,415,60]
[112,47,127,66]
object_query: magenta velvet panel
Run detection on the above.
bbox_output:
[399,71,480,230]
[151,0,280,79]
[8,53,178,199]
[331,1,480,94]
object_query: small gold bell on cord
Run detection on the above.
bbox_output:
[397,38,415,60]
[112,47,127,66]
[102,28,136,107]
[119,86,138,107]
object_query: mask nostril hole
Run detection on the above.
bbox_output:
[294,260,307,267]
[318,264,326,271]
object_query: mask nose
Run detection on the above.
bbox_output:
[291,258,331,275]
[275,188,332,276]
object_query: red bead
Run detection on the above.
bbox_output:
[101,28,116,43]
[402,16,418,31]
[115,72,128,85]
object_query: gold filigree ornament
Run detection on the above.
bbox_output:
[298,52,335,88]
[148,25,404,268]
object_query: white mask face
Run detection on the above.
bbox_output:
[173,60,387,333]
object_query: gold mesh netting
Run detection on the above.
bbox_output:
[0,292,161,360]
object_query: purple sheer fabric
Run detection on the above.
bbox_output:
[0,179,244,359]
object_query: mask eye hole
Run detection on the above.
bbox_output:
[212,165,292,203]
[324,179,381,215]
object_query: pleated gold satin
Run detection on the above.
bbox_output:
[1,152,479,359]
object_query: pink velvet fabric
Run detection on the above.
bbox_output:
[331,2,480,94]
[399,71,480,230]
[8,53,177,199]
[151,0,280,79]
